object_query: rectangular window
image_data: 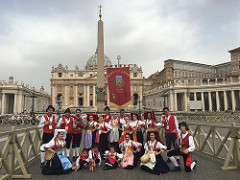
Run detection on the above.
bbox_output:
[133,72,138,77]
[58,73,62,77]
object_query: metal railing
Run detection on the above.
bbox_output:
[0,126,42,179]
[188,122,240,170]
[159,122,240,171]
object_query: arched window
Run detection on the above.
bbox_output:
[133,93,138,105]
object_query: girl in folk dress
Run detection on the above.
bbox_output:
[119,116,136,143]
[141,132,170,175]
[95,116,112,155]
[130,112,145,158]
[84,114,98,149]
[40,129,72,175]
[109,112,125,153]
[143,111,161,145]
[103,146,122,170]
[119,133,142,169]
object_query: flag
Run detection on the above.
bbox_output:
[107,67,132,109]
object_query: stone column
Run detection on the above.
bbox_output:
[51,86,56,107]
[93,86,96,106]
[86,85,90,107]
[1,93,6,114]
[174,93,178,111]
[216,91,220,111]
[208,92,212,111]
[223,91,228,111]
[201,92,205,111]
[184,92,188,111]
[64,86,68,109]
[13,94,18,113]
[169,91,174,111]
[75,85,78,106]
[231,90,236,111]
[18,93,23,113]
[194,92,197,101]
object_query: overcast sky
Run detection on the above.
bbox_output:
[0,0,240,93]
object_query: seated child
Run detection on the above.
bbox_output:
[104,146,123,170]
[89,145,102,171]
[75,148,90,171]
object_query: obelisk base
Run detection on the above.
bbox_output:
[97,93,105,113]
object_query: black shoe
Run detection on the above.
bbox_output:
[177,159,181,165]
[40,163,44,168]
[103,166,108,170]
[72,156,76,161]
[172,166,181,171]
[192,160,197,170]
[165,158,171,163]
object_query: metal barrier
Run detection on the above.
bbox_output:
[0,126,42,179]
[179,122,239,170]
[177,115,240,123]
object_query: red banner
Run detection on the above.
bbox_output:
[107,67,132,109]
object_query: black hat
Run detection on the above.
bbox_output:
[179,121,189,131]
[64,108,71,114]
[46,105,55,112]
[104,106,110,111]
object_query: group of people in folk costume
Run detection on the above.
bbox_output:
[39,105,197,175]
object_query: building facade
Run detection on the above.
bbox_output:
[0,77,51,114]
[144,47,240,112]
[51,54,143,111]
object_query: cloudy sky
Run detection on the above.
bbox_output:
[0,0,240,93]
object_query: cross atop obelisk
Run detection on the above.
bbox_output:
[98,4,102,20]
[96,5,106,113]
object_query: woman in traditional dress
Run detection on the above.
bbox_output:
[95,116,112,155]
[119,116,136,143]
[103,106,112,123]
[143,111,161,145]
[84,114,98,149]
[40,129,72,175]
[109,112,125,153]
[141,132,170,175]
[119,133,142,169]
[130,112,145,158]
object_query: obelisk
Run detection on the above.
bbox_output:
[96,5,105,113]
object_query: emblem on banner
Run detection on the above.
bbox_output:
[114,76,125,88]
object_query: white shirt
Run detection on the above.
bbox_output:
[181,131,195,152]
[129,120,144,129]
[76,154,90,167]
[40,138,65,151]
[88,149,101,165]
[97,122,112,131]
[38,115,55,128]
[144,119,161,129]
[144,140,167,152]
[56,117,77,128]
[119,140,142,152]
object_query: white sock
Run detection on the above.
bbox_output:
[169,156,179,167]
[41,152,45,163]
[191,161,196,170]
[76,147,80,156]
[66,148,70,157]
[176,156,180,160]
[72,148,76,156]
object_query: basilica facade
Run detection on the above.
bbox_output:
[50,53,143,111]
